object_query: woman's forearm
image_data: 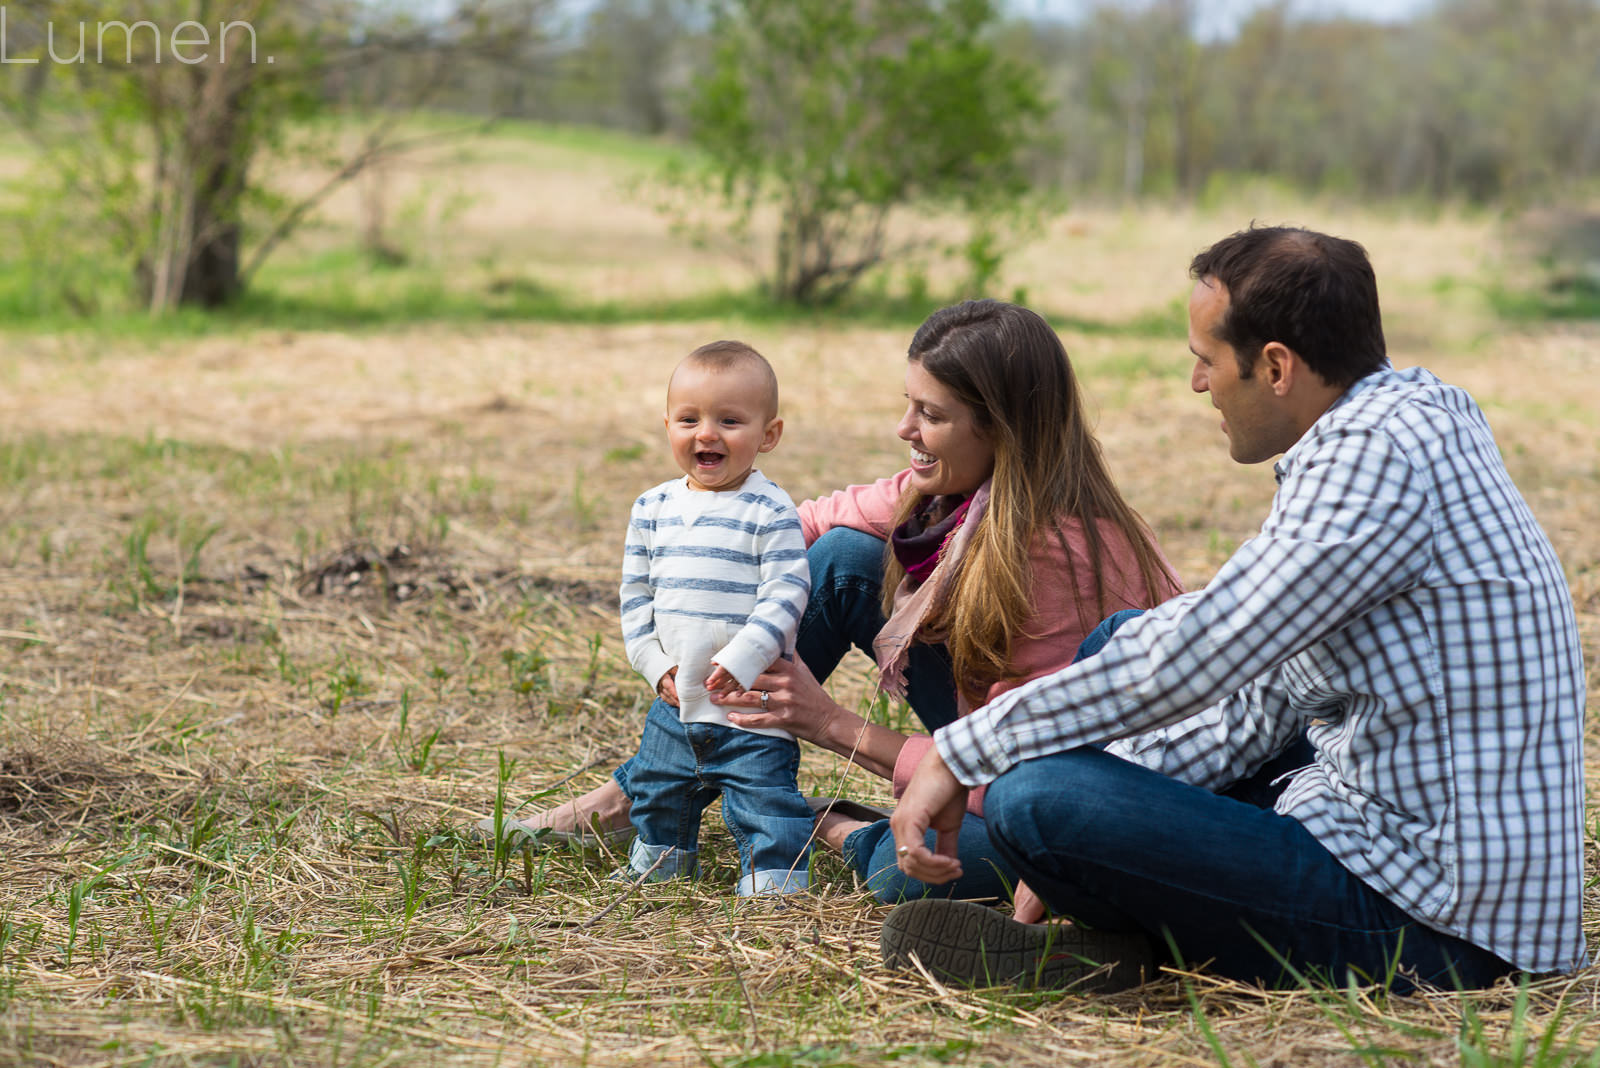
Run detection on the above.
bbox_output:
[809,701,905,780]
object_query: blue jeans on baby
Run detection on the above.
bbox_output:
[624,697,814,896]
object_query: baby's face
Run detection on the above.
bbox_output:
[664,362,781,492]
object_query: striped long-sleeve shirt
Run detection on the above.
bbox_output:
[935,366,1587,974]
[621,470,812,738]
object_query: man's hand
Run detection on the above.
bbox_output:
[890,744,969,885]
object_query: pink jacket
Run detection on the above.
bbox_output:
[798,469,1182,814]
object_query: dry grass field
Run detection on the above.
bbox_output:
[1,128,1598,1067]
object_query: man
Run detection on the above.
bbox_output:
[882,226,1587,992]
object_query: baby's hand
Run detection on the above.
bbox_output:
[704,665,739,696]
[657,668,680,706]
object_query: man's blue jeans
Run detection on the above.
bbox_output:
[626,698,814,896]
[981,612,1517,991]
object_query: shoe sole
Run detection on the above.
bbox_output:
[880,898,1153,992]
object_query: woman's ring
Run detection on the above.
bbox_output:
[897,845,910,855]
[760,690,770,711]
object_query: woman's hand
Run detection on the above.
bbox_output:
[712,656,836,743]
[714,657,907,779]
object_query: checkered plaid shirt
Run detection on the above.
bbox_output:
[936,366,1587,973]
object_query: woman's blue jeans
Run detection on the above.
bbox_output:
[795,528,958,731]
[803,528,1019,904]
[979,611,1516,991]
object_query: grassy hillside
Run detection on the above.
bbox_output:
[0,122,1596,1068]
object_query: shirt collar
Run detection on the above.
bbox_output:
[1272,361,1395,482]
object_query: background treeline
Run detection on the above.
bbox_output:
[1,0,1596,317]
[436,0,1600,205]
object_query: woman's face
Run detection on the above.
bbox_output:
[897,360,996,497]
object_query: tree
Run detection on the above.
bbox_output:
[568,0,694,134]
[0,0,548,315]
[677,0,1045,305]
[1,0,289,311]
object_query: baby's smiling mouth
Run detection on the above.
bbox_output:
[696,451,724,466]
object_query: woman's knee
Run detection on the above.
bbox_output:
[860,842,960,904]
[799,528,889,674]
[807,528,887,590]
[1072,608,1147,663]
[841,821,923,903]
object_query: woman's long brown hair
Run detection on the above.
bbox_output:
[882,299,1176,706]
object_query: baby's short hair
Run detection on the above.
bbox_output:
[680,340,779,418]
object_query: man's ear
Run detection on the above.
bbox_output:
[759,417,783,452]
[1259,341,1298,396]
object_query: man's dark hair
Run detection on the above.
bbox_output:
[1189,225,1387,386]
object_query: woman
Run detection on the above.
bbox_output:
[499,300,1181,902]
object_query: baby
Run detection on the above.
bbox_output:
[617,340,814,896]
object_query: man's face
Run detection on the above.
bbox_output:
[1188,279,1296,465]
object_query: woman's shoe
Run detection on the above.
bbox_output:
[471,815,635,853]
[806,796,894,823]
